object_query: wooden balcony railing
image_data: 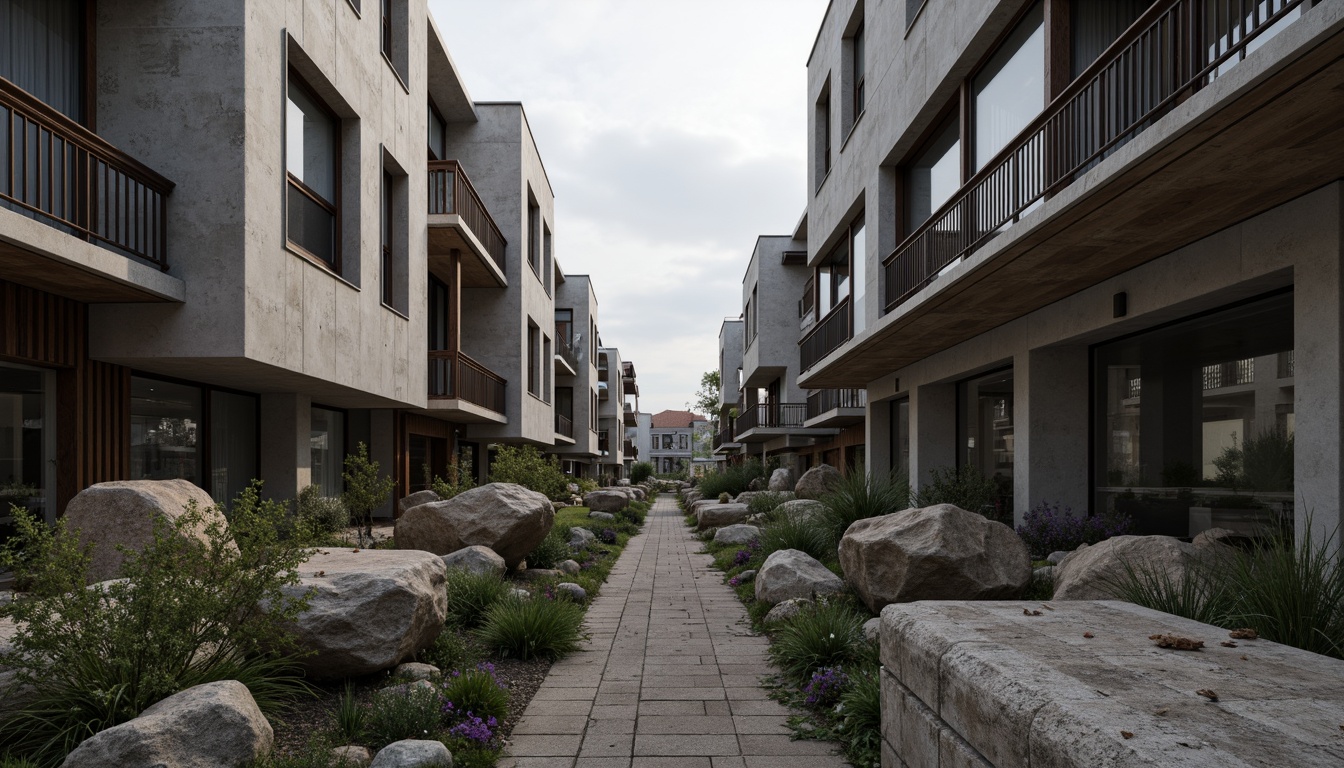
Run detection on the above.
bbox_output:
[883,0,1305,313]
[800,296,851,372]
[735,402,808,433]
[0,78,174,270]
[427,349,506,414]
[427,159,506,275]
[555,412,574,439]
[806,388,867,419]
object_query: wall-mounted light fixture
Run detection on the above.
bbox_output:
[1113,291,1128,319]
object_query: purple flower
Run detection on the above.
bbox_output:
[1016,502,1134,557]
[447,711,498,744]
[803,666,849,707]
[728,576,740,587]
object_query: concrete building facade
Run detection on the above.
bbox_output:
[795,0,1344,543]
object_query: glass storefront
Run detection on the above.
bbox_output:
[0,363,54,529]
[311,406,345,497]
[1093,292,1294,537]
[131,377,202,486]
[958,369,1014,522]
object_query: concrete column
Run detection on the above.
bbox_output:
[910,383,956,493]
[1015,346,1090,526]
[867,397,892,477]
[370,409,397,519]
[259,393,311,501]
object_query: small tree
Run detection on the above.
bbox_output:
[343,442,396,543]
[488,444,568,500]
[630,462,655,484]
[687,370,722,427]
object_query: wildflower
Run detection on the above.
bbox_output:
[802,666,849,708]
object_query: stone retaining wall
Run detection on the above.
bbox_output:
[879,601,1344,767]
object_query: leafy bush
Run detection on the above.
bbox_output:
[768,601,866,681]
[913,466,1000,518]
[0,485,313,765]
[597,527,618,544]
[1015,502,1133,558]
[1214,428,1294,492]
[576,477,599,495]
[617,501,647,527]
[698,458,765,500]
[759,514,835,565]
[419,628,478,672]
[442,569,511,629]
[343,441,396,541]
[439,662,509,721]
[525,525,572,570]
[630,462,655,484]
[365,684,444,748]
[474,596,585,660]
[817,471,910,551]
[430,453,476,500]
[747,491,787,517]
[489,445,569,500]
[296,484,349,535]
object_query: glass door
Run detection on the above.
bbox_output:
[0,363,55,538]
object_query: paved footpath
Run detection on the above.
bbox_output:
[501,494,850,768]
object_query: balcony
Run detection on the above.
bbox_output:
[734,402,839,444]
[555,332,579,376]
[800,297,851,373]
[555,412,575,442]
[805,388,867,427]
[623,402,637,427]
[803,0,1343,388]
[713,423,740,455]
[0,78,180,302]
[623,439,637,459]
[427,160,507,288]
[427,349,507,423]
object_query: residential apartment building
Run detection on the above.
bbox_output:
[797,0,1344,543]
[716,236,866,474]
[593,346,632,480]
[642,409,706,475]
[0,0,627,532]
[549,273,601,477]
[713,318,745,466]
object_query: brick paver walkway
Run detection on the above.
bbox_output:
[501,494,849,768]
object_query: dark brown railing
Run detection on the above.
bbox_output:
[0,78,174,270]
[800,296,851,372]
[883,0,1305,313]
[735,402,808,433]
[806,388,867,419]
[599,431,610,455]
[555,412,574,438]
[427,159,506,275]
[714,424,735,450]
[555,330,580,371]
[623,439,636,458]
[427,349,507,414]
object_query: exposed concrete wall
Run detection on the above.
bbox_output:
[741,236,809,401]
[718,319,745,409]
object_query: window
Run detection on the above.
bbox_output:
[815,86,832,186]
[591,390,599,432]
[286,73,340,269]
[0,362,55,524]
[906,0,927,33]
[381,169,394,306]
[557,387,574,422]
[210,391,258,507]
[380,0,392,58]
[527,193,540,278]
[851,215,866,334]
[527,321,540,396]
[679,433,689,451]
[0,0,86,123]
[845,15,866,134]
[555,309,573,347]
[311,406,345,497]
[543,334,552,403]
[745,285,758,348]
[890,398,910,479]
[904,115,959,235]
[957,368,1014,523]
[972,3,1044,171]
[427,100,446,160]
[131,378,202,487]
[543,224,553,296]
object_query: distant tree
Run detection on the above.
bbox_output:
[687,370,721,425]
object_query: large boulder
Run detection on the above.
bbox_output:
[441,545,506,578]
[369,739,453,767]
[394,483,554,568]
[63,479,222,583]
[61,680,272,767]
[399,490,441,517]
[585,490,630,512]
[696,503,751,530]
[838,504,1030,612]
[1053,535,1201,601]
[286,549,448,679]
[714,524,762,546]
[795,464,842,500]
[774,499,826,523]
[768,468,796,492]
[754,549,845,604]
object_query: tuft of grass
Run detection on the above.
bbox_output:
[442,569,512,629]
[816,471,910,552]
[333,681,366,743]
[439,664,509,720]
[835,660,882,766]
[748,491,788,517]
[364,683,444,749]
[759,514,835,565]
[768,601,866,682]
[524,525,572,570]
[474,596,586,661]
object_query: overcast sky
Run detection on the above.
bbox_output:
[429,0,827,415]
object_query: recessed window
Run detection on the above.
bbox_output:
[310,406,345,497]
[286,73,340,269]
[527,193,541,278]
[972,2,1043,171]
[381,169,394,306]
[427,100,446,160]
[0,0,86,123]
[904,115,960,235]
[815,85,832,186]
[527,320,540,396]
[380,0,392,58]
[957,368,1014,523]
[852,23,865,119]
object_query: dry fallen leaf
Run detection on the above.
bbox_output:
[352,548,361,553]
[1196,689,1219,702]
[1229,628,1258,640]
[1220,641,1238,648]
[1083,632,1095,639]
[313,570,326,577]
[1240,655,1249,661]
[1023,609,1043,616]
[1121,731,1135,740]
[1155,708,1169,716]
[1150,634,1205,651]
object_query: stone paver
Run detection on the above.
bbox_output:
[501,493,848,767]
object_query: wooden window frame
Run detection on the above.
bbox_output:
[285,70,342,274]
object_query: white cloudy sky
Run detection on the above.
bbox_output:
[429,0,826,414]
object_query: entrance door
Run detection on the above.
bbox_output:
[408,433,450,493]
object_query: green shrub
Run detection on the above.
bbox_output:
[836,661,882,766]
[442,569,511,629]
[747,491,787,517]
[768,601,866,681]
[365,684,445,748]
[475,597,585,661]
[913,466,999,517]
[525,525,572,570]
[343,442,397,541]
[759,514,835,565]
[577,477,599,495]
[818,471,910,551]
[698,458,765,500]
[439,663,509,720]
[430,453,476,500]
[419,628,478,672]
[617,502,647,527]
[630,462,655,484]
[489,445,569,500]
[0,485,313,766]
[296,484,349,535]
[334,682,366,743]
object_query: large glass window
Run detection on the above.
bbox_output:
[311,406,345,497]
[972,2,1044,171]
[286,74,339,268]
[905,116,960,235]
[527,321,540,396]
[0,363,54,530]
[851,218,866,334]
[131,378,202,486]
[0,0,84,122]
[890,397,910,480]
[957,368,1014,522]
[1094,293,1294,538]
[210,391,258,506]
[427,100,446,161]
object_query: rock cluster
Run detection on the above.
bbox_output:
[395,483,554,568]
